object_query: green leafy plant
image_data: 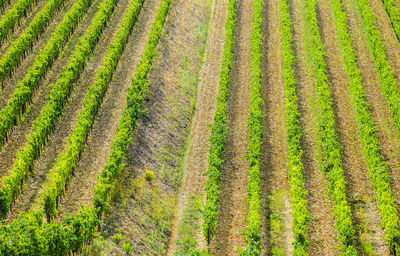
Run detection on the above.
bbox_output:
[0,0,91,147]
[0,0,171,254]
[332,0,400,253]
[203,0,237,246]
[299,0,357,254]
[0,0,116,218]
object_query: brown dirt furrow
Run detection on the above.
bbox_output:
[6,0,123,222]
[166,0,228,253]
[56,0,162,220]
[0,0,101,180]
[209,0,252,254]
[317,0,389,254]
[343,0,400,234]
[0,0,77,103]
[260,0,292,254]
[369,0,400,81]
[291,0,340,254]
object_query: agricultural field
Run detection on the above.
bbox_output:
[0,0,400,255]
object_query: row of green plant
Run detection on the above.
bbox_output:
[202,0,236,246]
[352,0,400,143]
[0,0,92,147]
[381,0,400,42]
[0,0,65,82]
[92,0,172,223]
[300,0,357,254]
[0,0,172,254]
[241,0,262,254]
[342,0,400,253]
[0,0,117,218]
[0,0,36,42]
[42,0,144,220]
[280,0,311,254]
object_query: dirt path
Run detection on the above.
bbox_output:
[166,0,228,253]
[343,0,400,237]
[5,0,122,221]
[291,0,340,254]
[209,0,252,254]
[317,0,390,254]
[0,0,101,181]
[260,0,293,254]
[0,0,77,107]
[56,0,162,220]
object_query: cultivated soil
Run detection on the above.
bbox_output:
[261,0,293,254]
[317,0,389,254]
[56,0,162,220]
[209,0,252,254]
[166,0,227,253]
[291,0,340,254]
[5,0,118,221]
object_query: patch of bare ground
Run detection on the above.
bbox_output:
[56,0,162,220]
[79,1,212,255]
[260,0,293,254]
[317,0,389,254]
[369,0,400,81]
[166,0,227,254]
[0,0,77,103]
[0,0,100,181]
[291,0,339,254]
[4,0,122,221]
[209,0,252,254]
[343,0,400,250]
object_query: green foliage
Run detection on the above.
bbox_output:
[0,208,99,255]
[280,0,311,254]
[334,0,400,253]
[353,0,400,144]
[93,0,172,217]
[123,241,133,255]
[113,233,122,244]
[42,0,144,220]
[0,0,91,147]
[300,0,357,254]
[0,0,36,42]
[145,169,156,181]
[203,0,236,245]
[0,0,65,83]
[0,0,116,218]
[381,0,400,42]
[0,0,172,254]
[241,0,263,254]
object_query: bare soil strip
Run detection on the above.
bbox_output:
[166,0,228,253]
[209,0,252,254]
[0,0,77,108]
[0,0,101,180]
[5,0,123,221]
[343,0,400,226]
[369,0,400,81]
[56,0,162,220]
[317,0,390,254]
[260,0,293,254]
[291,0,340,254]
